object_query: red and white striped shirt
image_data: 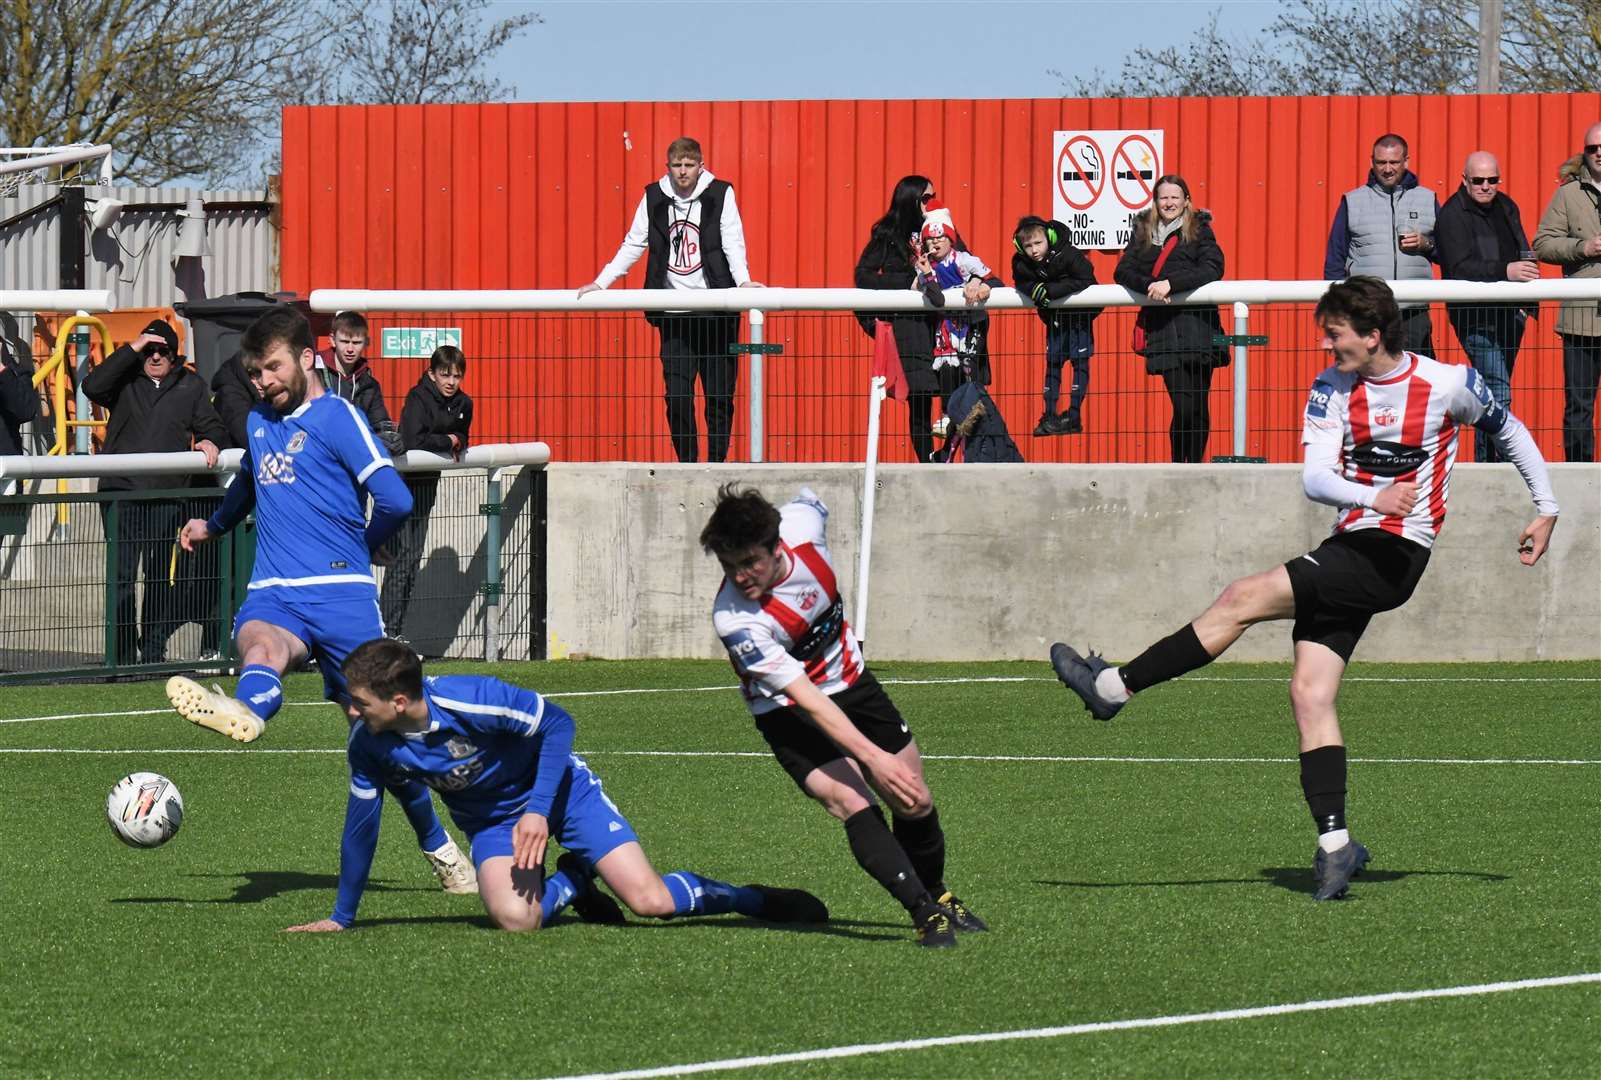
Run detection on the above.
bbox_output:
[712,490,864,715]
[1301,352,1486,548]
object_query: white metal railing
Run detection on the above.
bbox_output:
[0,290,117,313]
[0,442,549,663]
[0,144,114,182]
[310,279,1601,313]
[0,442,549,481]
[309,278,1601,465]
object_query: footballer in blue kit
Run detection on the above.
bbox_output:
[165,307,478,895]
[285,638,829,932]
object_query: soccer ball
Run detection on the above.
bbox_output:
[106,772,185,848]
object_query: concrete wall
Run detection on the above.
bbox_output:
[547,462,1599,663]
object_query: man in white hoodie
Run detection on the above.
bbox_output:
[579,137,761,463]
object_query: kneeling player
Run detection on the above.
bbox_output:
[286,638,828,932]
[701,485,985,948]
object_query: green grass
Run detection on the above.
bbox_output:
[3,658,1598,1078]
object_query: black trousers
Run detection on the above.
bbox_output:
[657,313,741,463]
[379,477,439,636]
[1560,334,1601,462]
[101,499,182,664]
[1400,306,1436,357]
[1160,363,1216,463]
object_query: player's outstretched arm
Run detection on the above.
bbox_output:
[782,676,923,815]
[189,455,257,551]
[289,771,385,932]
[1518,515,1558,566]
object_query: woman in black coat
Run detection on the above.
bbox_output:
[855,174,946,462]
[1115,175,1227,463]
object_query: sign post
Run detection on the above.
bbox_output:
[1052,129,1165,250]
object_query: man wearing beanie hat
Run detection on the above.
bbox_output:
[83,318,227,665]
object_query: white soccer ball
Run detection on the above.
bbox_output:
[106,772,185,848]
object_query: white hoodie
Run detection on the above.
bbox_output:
[593,169,752,291]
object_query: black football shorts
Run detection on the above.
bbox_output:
[1284,528,1432,663]
[753,670,914,790]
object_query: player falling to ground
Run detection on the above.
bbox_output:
[701,485,986,948]
[1051,275,1560,901]
[284,638,829,932]
[165,308,477,895]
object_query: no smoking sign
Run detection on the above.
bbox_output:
[1051,129,1165,250]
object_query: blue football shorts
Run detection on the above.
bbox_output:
[233,588,384,702]
[467,753,640,871]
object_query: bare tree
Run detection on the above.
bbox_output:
[0,0,541,186]
[312,0,542,106]
[1059,0,1600,98]
[0,0,313,185]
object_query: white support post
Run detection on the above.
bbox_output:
[854,376,887,648]
[748,309,764,463]
[1232,301,1250,458]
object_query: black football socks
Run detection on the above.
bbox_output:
[1118,623,1214,694]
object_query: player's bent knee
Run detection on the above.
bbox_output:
[620,877,676,919]
[488,905,543,932]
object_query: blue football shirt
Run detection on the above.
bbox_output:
[242,393,392,599]
[347,675,576,836]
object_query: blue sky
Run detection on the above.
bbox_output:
[487,1,1282,101]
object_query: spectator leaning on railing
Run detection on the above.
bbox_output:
[313,310,404,455]
[210,348,262,450]
[381,344,474,645]
[81,319,226,665]
[1532,122,1601,463]
[0,337,39,456]
[579,136,761,465]
[855,175,947,464]
[1433,151,1539,464]
[1115,175,1227,464]
[1324,133,1440,356]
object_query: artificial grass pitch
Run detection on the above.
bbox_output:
[2,658,1597,1078]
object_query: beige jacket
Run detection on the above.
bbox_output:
[1532,153,1601,337]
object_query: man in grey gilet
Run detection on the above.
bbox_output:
[1324,133,1441,355]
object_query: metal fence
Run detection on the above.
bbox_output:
[0,450,548,682]
[314,280,1601,466]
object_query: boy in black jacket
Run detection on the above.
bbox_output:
[314,311,404,454]
[1011,216,1098,435]
[380,345,474,644]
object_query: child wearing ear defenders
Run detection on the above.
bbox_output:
[1011,216,1099,436]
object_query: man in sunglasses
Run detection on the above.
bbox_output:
[1533,122,1601,462]
[82,318,226,664]
[1434,151,1538,463]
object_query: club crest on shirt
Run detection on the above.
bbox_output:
[287,431,308,452]
[797,587,820,612]
[1373,406,1399,427]
[444,736,477,760]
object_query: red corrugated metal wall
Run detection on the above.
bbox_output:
[280,94,1601,462]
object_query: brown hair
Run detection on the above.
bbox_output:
[1314,276,1405,355]
[665,137,703,163]
[344,638,424,701]
[1132,174,1201,246]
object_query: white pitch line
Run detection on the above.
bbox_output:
[536,971,1601,1080]
[0,747,1597,766]
[2,671,1596,727]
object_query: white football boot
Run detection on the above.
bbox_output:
[166,675,266,743]
[424,838,479,894]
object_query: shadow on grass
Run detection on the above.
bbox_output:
[578,915,905,942]
[110,870,431,905]
[1035,867,1511,897]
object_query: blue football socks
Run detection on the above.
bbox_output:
[235,665,283,721]
[388,779,448,852]
[662,871,762,917]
